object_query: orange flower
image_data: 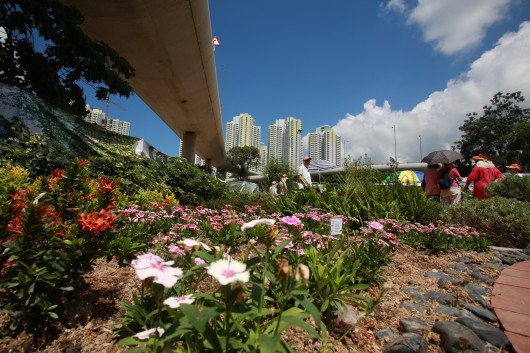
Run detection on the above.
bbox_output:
[78,209,117,235]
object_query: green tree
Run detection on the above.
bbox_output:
[263,157,295,190]
[455,91,530,168]
[226,146,260,181]
[0,0,135,117]
[506,122,530,169]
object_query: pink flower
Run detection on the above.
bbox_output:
[168,245,186,255]
[134,327,165,340]
[281,216,302,225]
[369,221,384,230]
[194,258,206,266]
[207,258,249,285]
[132,254,183,288]
[177,239,211,251]
[164,294,195,308]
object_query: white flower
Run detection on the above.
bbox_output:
[207,258,249,285]
[241,218,276,231]
[177,238,212,251]
[132,254,183,288]
[134,327,165,340]
[164,294,195,308]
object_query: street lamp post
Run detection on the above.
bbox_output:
[419,135,422,161]
[392,125,397,163]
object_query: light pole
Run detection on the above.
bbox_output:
[343,139,349,166]
[392,125,397,163]
[419,135,422,161]
[298,129,302,167]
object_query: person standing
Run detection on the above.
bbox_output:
[506,164,523,176]
[297,157,312,189]
[423,164,442,201]
[278,174,289,195]
[269,181,279,199]
[440,162,463,204]
[464,154,502,199]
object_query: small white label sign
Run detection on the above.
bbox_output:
[330,217,343,235]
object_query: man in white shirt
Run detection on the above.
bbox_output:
[297,157,312,189]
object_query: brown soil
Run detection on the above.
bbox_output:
[0,246,504,352]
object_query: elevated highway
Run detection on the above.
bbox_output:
[62,0,226,167]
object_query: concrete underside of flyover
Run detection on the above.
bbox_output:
[61,0,226,167]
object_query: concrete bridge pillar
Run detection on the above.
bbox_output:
[205,158,212,170]
[181,131,196,164]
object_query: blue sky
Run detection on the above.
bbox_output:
[85,0,530,164]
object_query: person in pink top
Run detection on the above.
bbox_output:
[464,154,503,199]
[423,164,442,201]
[440,162,463,204]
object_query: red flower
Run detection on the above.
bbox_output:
[78,209,117,235]
[51,169,66,179]
[94,176,119,193]
[77,159,90,167]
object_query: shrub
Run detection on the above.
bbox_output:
[440,198,530,248]
[0,160,122,322]
[486,175,530,202]
[0,119,73,178]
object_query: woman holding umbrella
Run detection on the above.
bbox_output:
[421,150,464,202]
[464,154,503,199]
[440,161,463,204]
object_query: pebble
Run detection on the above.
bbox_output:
[379,247,529,353]
[432,321,485,353]
[423,291,455,306]
[464,303,498,322]
[399,318,430,334]
[399,301,431,314]
[382,332,429,353]
[456,317,509,347]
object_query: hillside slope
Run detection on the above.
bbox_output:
[0,83,148,159]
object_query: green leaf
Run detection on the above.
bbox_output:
[180,304,222,352]
[117,336,146,346]
[280,314,318,338]
[258,334,282,353]
[48,312,58,319]
[293,295,321,327]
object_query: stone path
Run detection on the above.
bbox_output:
[377,247,529,353]
[491,258,530,353]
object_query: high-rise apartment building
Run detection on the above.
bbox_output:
[106,118,131,136]
[84,105,131,136]
[308,125,342,167]
[267,117,302,169]
[225,113,262,173]
[258,142,268,173]
[225,113,261,151]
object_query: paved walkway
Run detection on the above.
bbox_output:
[491,260,530,353]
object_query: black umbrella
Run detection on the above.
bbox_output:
[421,150,463,164]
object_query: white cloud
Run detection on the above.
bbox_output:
[334,21,530,164]
[407,0,512,55]
[384,0,407,13]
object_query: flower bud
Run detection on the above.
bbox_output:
[265,225,278,244]
[275,259,293,283]
[295,264,310,285]
[234,283,244,303]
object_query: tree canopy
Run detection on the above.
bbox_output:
[0,0,135,117]
[263,157,295,189]
[455,91,529,170]
[226,146,260,181]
